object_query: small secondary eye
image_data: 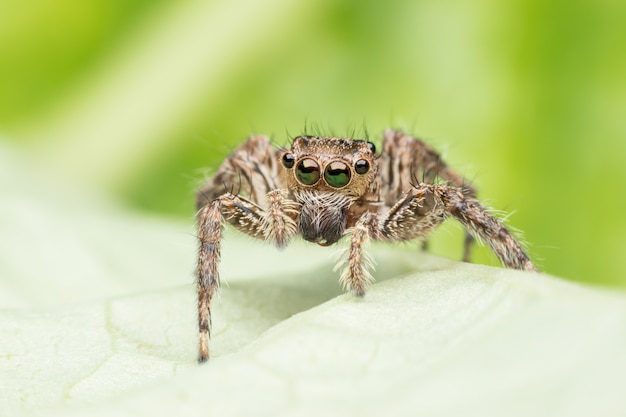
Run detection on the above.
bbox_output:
[324,161,351,188]
[282,153,295,168]
[354,159,370,175]
[296,158,320,185]
[367,141,376,154]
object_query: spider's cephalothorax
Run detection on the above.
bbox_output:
[282,136,378,246]
[195,130,537,363]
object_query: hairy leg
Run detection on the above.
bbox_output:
[381,183,535,271]
[338,186,449,296]
[196,197,225,363]
[196,135,284,211]
[337,212,377,296]
[434,185,537,272]
[379,130,477,261]
[196,191,297,362]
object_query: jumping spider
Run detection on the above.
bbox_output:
[195,129,537,362]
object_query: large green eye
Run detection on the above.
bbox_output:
[296,158,320,185]
[324,160,351,188]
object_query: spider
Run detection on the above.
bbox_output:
[195,129,537,362]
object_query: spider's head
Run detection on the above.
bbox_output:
[280,136,377,199]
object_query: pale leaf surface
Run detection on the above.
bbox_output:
[1,143,625,417]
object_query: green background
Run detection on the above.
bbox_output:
[1,0,625,286]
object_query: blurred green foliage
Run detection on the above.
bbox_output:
[1,0,625,286]
[0,0,169,125]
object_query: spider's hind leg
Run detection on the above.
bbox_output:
[196,134,284,211]
[379,130,478,262]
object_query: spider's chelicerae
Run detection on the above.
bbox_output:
[195,129,537,362]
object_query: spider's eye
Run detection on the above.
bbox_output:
[296,158,320,185]
[354,159,370,175]
[367,141,376,154]
[324,161,351,188]
[282,153,295,169]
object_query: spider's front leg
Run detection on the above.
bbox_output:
[339,184,536,297]
[196,190,297,362]
[338,212,378,296]
[338,187,448,296]
[434,185,537,272]
[381,183,536,271]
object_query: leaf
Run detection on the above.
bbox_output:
[2,142,626,417]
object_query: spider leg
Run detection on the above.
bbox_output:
[196,134,284,211]
[339,186,448,296]
[434,185,537,272]
[261,189,299,248]
[337,212,378,296]
[380,129,477,262]
[378,184,448,242]
[196,198,225,363]
[375,183,536,272]
[196,135,297,362]
[196,191,298,362]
